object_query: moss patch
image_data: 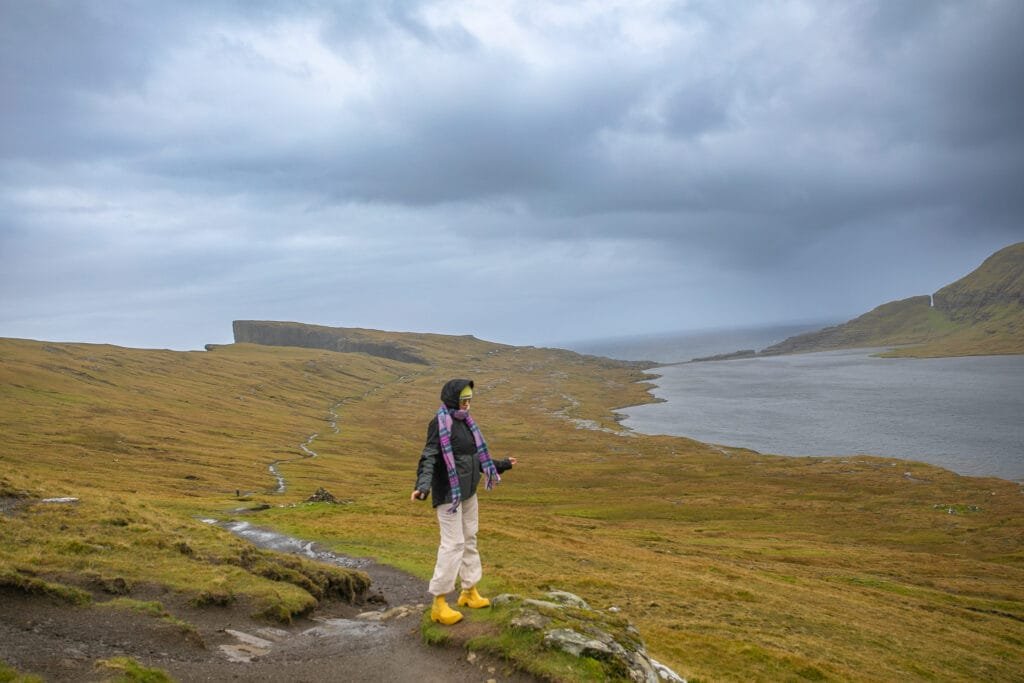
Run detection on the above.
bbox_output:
[94,657,173,683]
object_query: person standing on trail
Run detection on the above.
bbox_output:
[410,378,517,625]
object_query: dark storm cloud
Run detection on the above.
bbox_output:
[6,1,1020,218]
[2,0,1023,349]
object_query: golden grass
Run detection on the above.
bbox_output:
[2,334,1022,681]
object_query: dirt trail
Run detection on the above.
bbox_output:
[1,519,536,682]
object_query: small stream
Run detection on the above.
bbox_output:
[267,399,344,494]
[221,384,420,567]
[267,376,420,494]
[201,518,370,569]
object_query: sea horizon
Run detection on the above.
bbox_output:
[561,320,838,364]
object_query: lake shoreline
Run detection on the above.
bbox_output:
[616,347,1024,483]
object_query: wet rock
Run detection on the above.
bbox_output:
[543,628,613,658]
[356,604,423,622]
[491,593,520,607]
[545,590,590,609]
[652,659,687,682]
[509,609,550,631]
[220,629,275,663]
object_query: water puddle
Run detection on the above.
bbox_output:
[219,618,386,663]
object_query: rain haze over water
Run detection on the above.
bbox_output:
[588,332,1024,482]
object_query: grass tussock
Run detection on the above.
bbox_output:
[94,657,173,683]
[224,546,370,621]
[0,568,91,606]
[419,613,452,647]
[0,487,368,623]
[1,334,1022,680]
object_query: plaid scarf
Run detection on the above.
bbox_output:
[437,405,501,513]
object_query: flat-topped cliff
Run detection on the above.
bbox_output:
[232,320,430,365]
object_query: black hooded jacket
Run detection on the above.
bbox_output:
[414,378,513,508]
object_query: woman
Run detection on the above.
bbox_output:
[410,378,516,625]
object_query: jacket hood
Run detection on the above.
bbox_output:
[440,378,473,409]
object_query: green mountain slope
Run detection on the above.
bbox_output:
[761,241,1024,357]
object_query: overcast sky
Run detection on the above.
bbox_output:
[2,1,1022,351]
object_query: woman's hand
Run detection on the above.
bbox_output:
[509,457,518,466]
[410,490,426,501]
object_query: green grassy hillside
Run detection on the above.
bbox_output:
[761,242,1024,357]
[2,332,1023,681]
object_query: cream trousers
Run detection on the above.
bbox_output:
[428,493,482,596]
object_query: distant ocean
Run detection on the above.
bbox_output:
[566,322,826,364]
[564,325,1024,482]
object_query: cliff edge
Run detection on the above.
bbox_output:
[759,241,1024,357]
[232,320,430,365]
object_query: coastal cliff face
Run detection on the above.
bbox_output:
[760,241,1024,357]
[232,320,430,365]
[932,243,1024,323]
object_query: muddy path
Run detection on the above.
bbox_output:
[1,513,537,683]
[1,579,533,683]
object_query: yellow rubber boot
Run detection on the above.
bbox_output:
[457,586,491,609]
[431,595,463,625]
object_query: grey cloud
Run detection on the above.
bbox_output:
[8,0,1022,219]
[0,2,178,159]
[2,1,1023,350]
[318,0,474,49]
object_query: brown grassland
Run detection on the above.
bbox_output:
[1,333,1023,681]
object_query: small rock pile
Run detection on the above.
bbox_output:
[305,487,338,503]
[492,590,685,683]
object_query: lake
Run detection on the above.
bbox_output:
[567,328,1024,482]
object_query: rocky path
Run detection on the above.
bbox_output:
[1,510,536,683]
[1,585,533,683]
